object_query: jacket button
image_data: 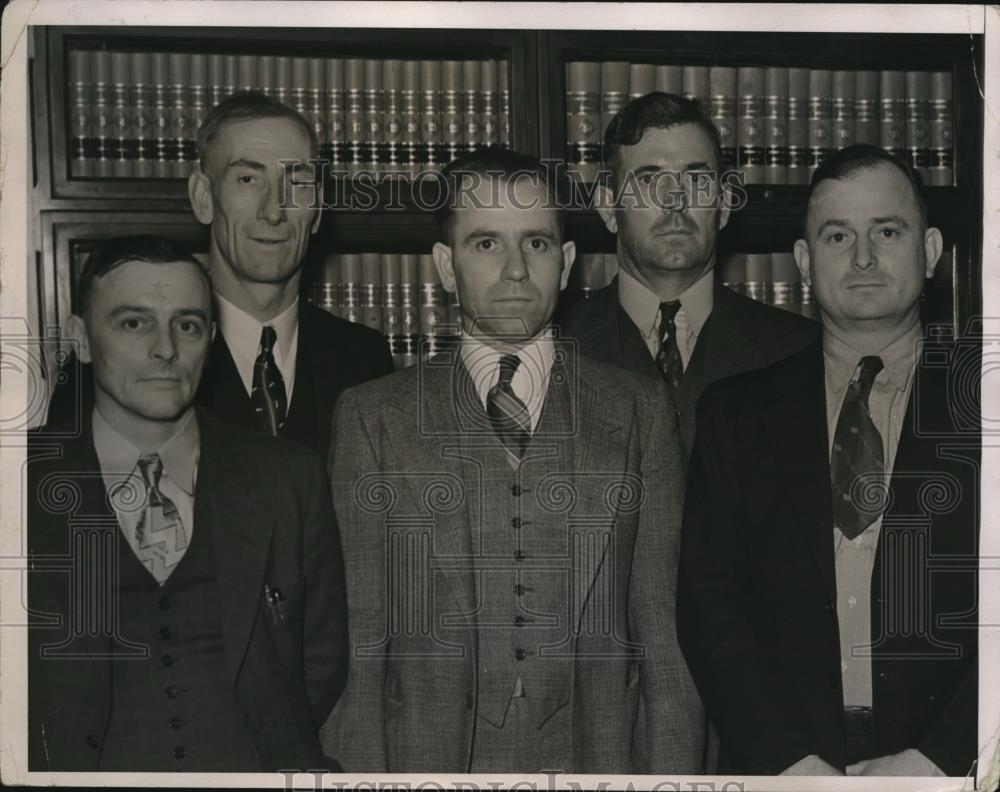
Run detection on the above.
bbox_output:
[513,615,525,627]
[159,627,172,640]
[510,517,521,529]
[511,485,522,496]
[173,746,186,759]
[159,596,170,610]
[463,694,473,710]
[515,648,527,661]
[165,686,179,699]
[161,654,175,667]
[169,717,185,730]
[85,735,100,750]
[514,550,525,561]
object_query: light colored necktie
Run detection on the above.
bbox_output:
[135,452,188,585]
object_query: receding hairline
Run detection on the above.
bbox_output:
[805,160,927,233]
[199,115,317,175]
[84,257,213,315]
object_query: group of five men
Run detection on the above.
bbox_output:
[26,88,977,777]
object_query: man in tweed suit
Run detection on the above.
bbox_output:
[321,149,701,773]
[27,237,348,771]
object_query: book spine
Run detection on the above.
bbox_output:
[769,252,801,313]
[275,56,293,108]
[292,57,309,120]
[463,60,481,152]
[499,60,510,148]
[208,54,226,110]
[737,67,764,184]
[168,53,191,178]
[744,253,771,304]
[383,60,404,176]
[710,66,737,171]
[360,253,384,332]
[719,252,746,296]
[325,59,345,172]
[566,61,601,183]
[442,60,463,164]
[345,58,365,176]
[131,52,153,178]
[929,72,953,186]
[879,70,906,159]
[906,71,931,181]
[224,54,239,98]
[365,59,384,176]
[480,59,499,149]
[341,253,362,324]
[151,53,172,178]
[421,60,442,172]
[682,65,709,111]
[314,254,341,316]
[854,71,879,145]
[629,63,655,99]
[419,253,448,356]
[68,50,93,176]
[786,68,810,185]
[259,55,276,98]
[399,254,420,367]
[655,65,682,95]
[600,61,629,150]
[238,54,256,93]
[832,70,855,150]
[110,52,133,177]
[808,69,832,176]
[93,50,114,177]
[189,54,207,169]
[381,254,403,363]
[764,67,788,184]
[306,58,327,168]
[402,61,422,179]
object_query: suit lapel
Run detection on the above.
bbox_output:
[196,412,275,681]
[198,331,259,431]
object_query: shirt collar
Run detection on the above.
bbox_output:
[823,322,923,394]
[617,266,715,338]
[92,407,200,496]
[215,291,299,363]
[459,329,556,410]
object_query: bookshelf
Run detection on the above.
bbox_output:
[30,25,983,350]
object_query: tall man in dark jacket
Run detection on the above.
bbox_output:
[563,92,817,456]
[678,145,978,777]
[28,236,348,771]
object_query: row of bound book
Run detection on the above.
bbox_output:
[566,62,954,186]
[67,48,511,180]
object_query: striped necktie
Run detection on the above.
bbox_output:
[486,353,531,460]
[135,453,188,585]
[252,325,288,435]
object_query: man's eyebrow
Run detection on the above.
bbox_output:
[108,305,154,317]
[174,308,210,321]
[815,218,852,236]
[225,158,267,173]
[872,215,909,228]
[521,228,558,241]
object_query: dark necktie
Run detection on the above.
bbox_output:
[831,355,886,540]
[655,300,684,393]
[252,325,288,436]
[135,453,188,585]
[486,353,531,460]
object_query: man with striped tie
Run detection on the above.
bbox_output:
[321,148,701,774]
[677,145,978,777]
[26,236,349,771]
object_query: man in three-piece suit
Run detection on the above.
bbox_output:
[28,237,348,771]
[320,149,702,773]
[45,92,393,455]
[677,145,979,777]
[563,92,818,456]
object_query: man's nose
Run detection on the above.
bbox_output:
[150,326,179,363]
[502,246,529,281]
[258,180,286,224]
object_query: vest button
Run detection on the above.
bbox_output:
[515,648,527,661]
[173,746,186,759]
[510,517,521,529]
[85,735,100,750]
[159,596,171,610]
[161,654,175,667]
[159,627,172,640]
[169,717,185,731]
[511,485,522,496]
[165,686,179,699]
[514,550,525,561]
[514,584,527,596]
[513,615,525,627]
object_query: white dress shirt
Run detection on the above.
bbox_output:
[215,293,299,401]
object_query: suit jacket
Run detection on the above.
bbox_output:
[319,344,702,773]
[27,408,349,771]
[561,278,819,455]
[677,338,979,776]
[47,302,394,458]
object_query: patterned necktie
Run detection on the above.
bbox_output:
[135,453,188,585]
[486,353,531,460]
[831,356,886,540]
[252,325,287,435]
[655,300,684,393]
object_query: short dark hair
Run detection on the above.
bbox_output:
[806,144,929,230]
[433,147,568,245]
[196,90,318,172]
[77,236,210,317]
[603,91,723,184]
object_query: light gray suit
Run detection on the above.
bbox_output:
[320,341,701,773]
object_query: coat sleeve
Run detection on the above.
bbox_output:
[632,380,704,773]
[676,385,819,774]
[318,388,390,771]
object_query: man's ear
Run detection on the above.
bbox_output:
[793,239,812,287]
[188,168,214,225]
[923,226,944,278]
[63,314,91,364]
[432,242,457,294]
[596,184,618,234]
[559,240,577,291]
